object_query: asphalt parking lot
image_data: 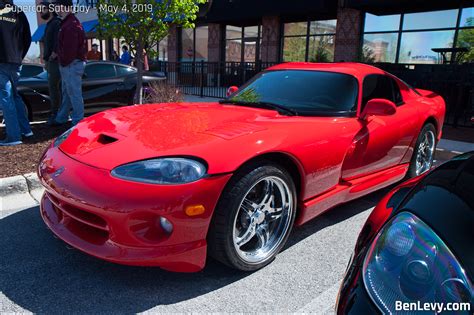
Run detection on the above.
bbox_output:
[0,156,450,313]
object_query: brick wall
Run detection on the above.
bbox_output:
[208,23,222,62]
[334,8,364,62]
[167,25,178,62]
[260,16,281,63]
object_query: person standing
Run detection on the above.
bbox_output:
[0,0,33,146]
[40,1,61,125]
[86,43,101,61]
[54,0,86,126]
[120,45,131,65]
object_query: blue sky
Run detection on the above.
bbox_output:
[21,0,41,59]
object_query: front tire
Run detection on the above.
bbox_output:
[407,123,437,178]
[208,162,297,271]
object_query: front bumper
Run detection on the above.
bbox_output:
[38,146,232,272]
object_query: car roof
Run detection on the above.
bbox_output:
[266,62,386,80]
[86,60,137,69]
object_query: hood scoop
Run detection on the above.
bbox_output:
[97,134,118,145]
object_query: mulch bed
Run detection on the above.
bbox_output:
[0,122,71,178]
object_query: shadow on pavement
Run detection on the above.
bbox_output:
[1,186,393,313]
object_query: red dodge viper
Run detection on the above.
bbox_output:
[38,63,445,272]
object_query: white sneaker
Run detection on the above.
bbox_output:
[23,131,34,137]
[0,139,23,146]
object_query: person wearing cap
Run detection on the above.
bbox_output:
[0,0,33,146]
[54,0,86,126]
[40,1,62,125]
[86,43,101,61]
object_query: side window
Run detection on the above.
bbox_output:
[115,65,136,76]
[389,77,404,105]
[362,74,394,110]
[84,64,116,79]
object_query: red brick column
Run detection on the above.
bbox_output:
[208,23,222,62]
[334,8,364,62]
[260,16,281,63]
[167,25,178,62]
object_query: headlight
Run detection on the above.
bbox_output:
[111,158,207,184]
[363,212,473,313]
[53,127,74,147]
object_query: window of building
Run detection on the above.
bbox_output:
[282,19,337,62]
[403,10,458,30]
[179,26,208,62]
[362,7,474,64]
[365,13,400,32]
[457,7,474,62]
[399,30,455,63]
[225,25,261,63]
[157,36,168,61]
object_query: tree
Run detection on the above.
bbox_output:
[97,0,206,104]
[457,18,474,63]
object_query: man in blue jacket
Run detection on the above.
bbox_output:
[120,45,131,65]
[0,0,33,146]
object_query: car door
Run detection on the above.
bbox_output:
[82,63,124,109]
[115,64,138,105]
[341,74,418,179]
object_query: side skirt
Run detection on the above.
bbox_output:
[295,164,409,226]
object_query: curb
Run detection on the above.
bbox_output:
[0,172,44,214]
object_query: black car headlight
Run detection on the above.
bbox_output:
[111,158,207,185]
[53,127,74,147]
[363,212,473,313]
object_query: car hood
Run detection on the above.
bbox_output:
[59,102,292,171]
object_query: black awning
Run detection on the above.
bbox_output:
[344,0,474,15]
[199,0,338,25]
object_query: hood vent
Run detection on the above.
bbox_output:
[97,134,118,145]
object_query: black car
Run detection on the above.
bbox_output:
[20,64,45,78]
[337,152,474,314]
[18,61,166,120]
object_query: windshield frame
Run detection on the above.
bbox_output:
[227,69,360,117]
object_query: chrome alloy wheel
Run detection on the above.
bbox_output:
[232,176,294,264]
[415,129,435,176]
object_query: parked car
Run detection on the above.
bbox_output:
[20,63,44,78]
[18,61,166,120]
[336,152,474,314]
[38,62,445,272]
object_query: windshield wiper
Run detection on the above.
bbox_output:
[219,100,298,116]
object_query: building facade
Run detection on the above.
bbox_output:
[160,0,473,65]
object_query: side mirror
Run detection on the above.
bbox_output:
[361,98,397,120]
[227,86,238,97]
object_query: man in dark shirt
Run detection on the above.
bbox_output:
[40,1,61,125]
[54,0,86,126]
[0,0,33,145]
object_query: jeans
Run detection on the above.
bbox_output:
[0,63,32,142]
[46,60,61,118]
[56,59,85,125]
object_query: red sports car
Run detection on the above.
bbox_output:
[38,63,445,272]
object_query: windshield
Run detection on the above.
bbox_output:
[228,70,359,116]
[34,71,48,80]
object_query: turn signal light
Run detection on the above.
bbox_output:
[185,205,205,216]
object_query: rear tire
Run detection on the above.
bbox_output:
[407,123,437,178]
[208,162,297,271]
